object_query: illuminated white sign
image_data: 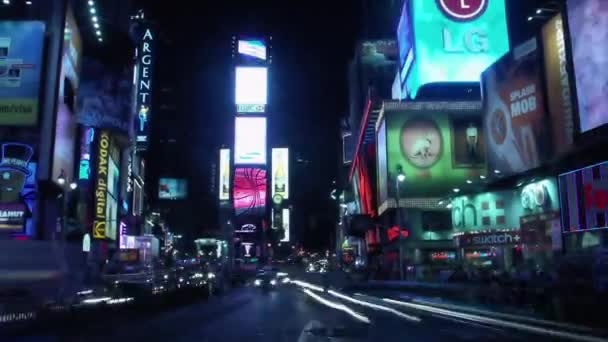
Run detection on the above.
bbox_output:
[219,149,230,200]
[234,117,267,165]
[238,40,266,60]
[271,148,289,200]
[235,67,267,111]
[281,208,290,242]
[235,224,257,233]
[135,27,155,148]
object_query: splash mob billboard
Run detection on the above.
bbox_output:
[397,0,509,99]
[0,21,46,126]
[377,101,485,210]
[482,38,550,179]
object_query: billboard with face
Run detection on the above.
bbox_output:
[482,38,549,178]
[233,167,266,216]
[567,0,608,132]
[0,21,46,126]
[381,101,484,202]
[403,0,509,99]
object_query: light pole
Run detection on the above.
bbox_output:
[396,165,406,280]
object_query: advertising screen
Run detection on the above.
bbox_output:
[376,119,388,207]
[0,143,35,234]
[405,0,509,99]
[271,148,289,200]
[238,40,266,60]
[233,167,266,216]
[235,66,267,113]
[381,101,484,206]
[158,178,188,200]
[482,38,549,178]
[542,14,574,156]
[134,26,155,147]
[219,148,230,200]
[281,208,290,242]
[397,1,414,81]
[567,0,608,132]
[0,21,45,125]
[234,117,267,165]
[93,131,110,239]
[559,161,608,232]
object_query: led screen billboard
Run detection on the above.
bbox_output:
[403,0,509,99]
[281,208,290,242]
[379,101,484,209]
[158,178,187,200]
[559,161,608,232]
[0,21,45,125]
[235,66,267,113]
[233,167,266,216]
[567,0,608,132]
[482,38,549,178]
[397,1,414,85]
[219,148,230,200]
[238,40,266,60]
[0,143,35,234]
[271,148,289,200]
[542,14,574,156]
[234,117,267,165]
[134,26,155,148]
[376,119,388,207]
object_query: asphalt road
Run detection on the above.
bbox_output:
[7,282,579,342]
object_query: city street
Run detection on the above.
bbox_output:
[11,281,584,342]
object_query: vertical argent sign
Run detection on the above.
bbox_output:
[93,130,110,239]
[134,26,155,149]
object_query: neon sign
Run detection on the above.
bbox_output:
[134,27,154,148]
[93,130,109,239]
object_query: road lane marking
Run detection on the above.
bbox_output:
[301,289,370,324]
[382,298,608,342]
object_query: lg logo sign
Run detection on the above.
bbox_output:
[437,0,488,21]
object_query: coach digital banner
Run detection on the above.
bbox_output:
[235,67,267,113]
[219,149,230,201]
[381,101,484,202]
[0,21,45,125]
[402,0,509,99]
[482,38,549,178]
[542,14,574,156]
[93,131,110,239]
[234,117,267,165]
[271,148,289,200]
[233,167,266,217]
[559,161,608,232]
[567,0,608,132]
[134,26,155,148]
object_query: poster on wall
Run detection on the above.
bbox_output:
[77,59,132,135]
[559,161,608,232]
[233,167,266,216]
[381,101,484,205]
[567,0,608,132]
[402,0,509,98]
[0,21,46,126]
[0,143,35,234]
[482,38,549,178]
[271,148,289,200]
[542,14,574,156]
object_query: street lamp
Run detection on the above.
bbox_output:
[395,165,406,280]
[57,169,66,186]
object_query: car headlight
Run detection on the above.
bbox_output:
[282,277,290,284]
[254,279,262,286]
[270,279,277,286]
[207,272,216,279]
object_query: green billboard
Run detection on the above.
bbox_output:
[402,0,509,98]
[378,101,485,210]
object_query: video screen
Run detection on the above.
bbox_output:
[233,168,267,216]
[158,178,188,200]
[238,40,266,60]
[235,66,267,107]
[234,117,267,165]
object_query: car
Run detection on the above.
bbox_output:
[253,270,289,290]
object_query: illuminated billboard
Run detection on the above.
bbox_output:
[233,167,267,216]
[235,66,267,113]
[158,178,187,200]
[238,40,266,60]
[378,101,485,212]
[567,0,608,132]
[0,21,45,125]
[234,117,267,165]
[219,148,230,200]
[482,38,549,178]
[93,131,110,239]
[281,208,290,242]
[271,148,289,200]
[400,0,509,99]
[134,26,155,148]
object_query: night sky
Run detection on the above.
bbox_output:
[140,0,362,250]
